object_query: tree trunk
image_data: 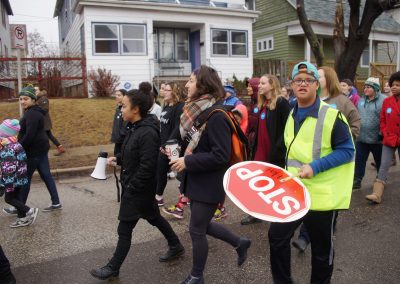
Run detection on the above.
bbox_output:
[333,0,346,73]
[296,0,325,66]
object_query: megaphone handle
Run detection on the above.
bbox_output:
[114,167,121,203]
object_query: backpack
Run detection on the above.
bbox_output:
[194,104,249,165]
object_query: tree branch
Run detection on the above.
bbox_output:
[296,0,325,66]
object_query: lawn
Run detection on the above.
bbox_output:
[0,98,116,148]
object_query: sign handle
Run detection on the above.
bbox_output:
[279,173,300,183]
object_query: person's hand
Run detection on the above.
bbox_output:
[107,156,117,166]
[170,157,186,172]
[160,147,169,157]
[298,164,314,179]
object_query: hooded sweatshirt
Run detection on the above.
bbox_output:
[18,104,50,157]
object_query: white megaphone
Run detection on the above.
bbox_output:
[91,151,108,180]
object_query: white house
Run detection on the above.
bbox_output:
[54,0,259,96]
[0,0,13,98]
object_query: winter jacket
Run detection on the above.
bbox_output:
[36,94,52,131]
[0,140,28,192]
[357,93,385,144]
[323,94,361,140]
[111,105,127,144]
[117,114,161,221]
[380,95,400,147]
[251,97,291,168]
[233,104,248,133]
[18,105,50,157]
[183,111,231,204]
[348,86,360,107]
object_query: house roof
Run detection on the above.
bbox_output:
[286,0,400,34]
[2,0,13,15]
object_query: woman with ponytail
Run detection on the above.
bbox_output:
[90,83,184,281]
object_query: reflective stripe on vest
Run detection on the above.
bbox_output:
[284,101,354,211]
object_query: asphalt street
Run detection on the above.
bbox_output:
[1,159,400,284]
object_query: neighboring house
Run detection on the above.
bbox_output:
[0,0,13,98]
[253,0,400,81]
[54,0,259,96]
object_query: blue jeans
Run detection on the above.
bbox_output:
[19,153,60,205]
[354,141,382,182]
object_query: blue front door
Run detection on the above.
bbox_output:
[189,30,201,71]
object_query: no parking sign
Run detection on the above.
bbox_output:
[223,161,311,223]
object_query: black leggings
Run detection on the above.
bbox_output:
[156,153,170,196]
[109,214,180,269]
[46,130,61,147]
[189,200,240,278]
[4,187,30,218]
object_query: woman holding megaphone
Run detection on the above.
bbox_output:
[90,83,184,281]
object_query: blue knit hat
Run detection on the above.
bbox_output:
[0,119,20,138]
[19,85,37,100]
[224,85,237,97]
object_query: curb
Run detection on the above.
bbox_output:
[32,166,95,181]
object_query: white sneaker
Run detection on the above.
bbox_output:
[10,217,33,228]
[27,208,39,225]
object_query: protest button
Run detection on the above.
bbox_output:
[223,161,311,223]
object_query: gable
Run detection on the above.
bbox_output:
[286,0,400,33]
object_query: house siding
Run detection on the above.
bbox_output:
[253,0,296,30]
[0,0,12,93]
[59,5,256,94]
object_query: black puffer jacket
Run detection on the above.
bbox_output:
[117,114,161,221]
[18,105,50,158]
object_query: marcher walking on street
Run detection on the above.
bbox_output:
[35,86,66,156]
[90,83,184,281]
[170,65,251,284]
[0,119,38,228]
[268,61,354,284]
[111,89,127,156]
[365,71,400,203]
[3,86,62,215]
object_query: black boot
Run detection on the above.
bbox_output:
[89,264,119,280]
[159,243,185,262]
[181,274,204,284]
[240,215,261,225]
[236,237,251,266]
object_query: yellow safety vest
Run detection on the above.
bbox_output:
[284,101,354,211]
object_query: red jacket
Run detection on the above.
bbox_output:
[380,96,400,147]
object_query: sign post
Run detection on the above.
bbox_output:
[10,24,27,116]
[223,161,311,223]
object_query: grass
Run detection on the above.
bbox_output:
[0,98,116,148]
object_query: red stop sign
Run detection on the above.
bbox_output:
[223,161,311,223]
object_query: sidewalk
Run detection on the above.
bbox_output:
[40,144,114,179]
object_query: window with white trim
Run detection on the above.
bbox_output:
[256,36,274,52]
[211,29,247,57]
[93,23,147,55]
[360,45,369,68]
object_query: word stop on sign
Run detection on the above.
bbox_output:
[223,161,311,223]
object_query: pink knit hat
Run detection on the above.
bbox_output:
[0,119,20,138]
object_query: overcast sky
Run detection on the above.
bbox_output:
[9,0,59,49]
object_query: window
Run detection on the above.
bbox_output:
[80,24,85,55]
[256,36,274,52]
[92,23,147,55]
[360,45,370,67]
[245,0,256,10]
[154,28,189,61]
[121,25,146,55]
[211,29,247,57]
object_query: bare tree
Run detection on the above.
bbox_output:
[296,0,399,81]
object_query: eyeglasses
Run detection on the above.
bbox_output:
[292,79,317,86]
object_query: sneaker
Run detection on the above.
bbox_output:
[90,264,119,280]
[10,216,33,228]
[162,205,184,219]
[42,204,63,212]
[240,215,261,225]
[3,207,17,215]
[157,198,165,207]
[159,243,185,262]
[26,208,39,225]
[181,274,204,284]
[214,207,228,220]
